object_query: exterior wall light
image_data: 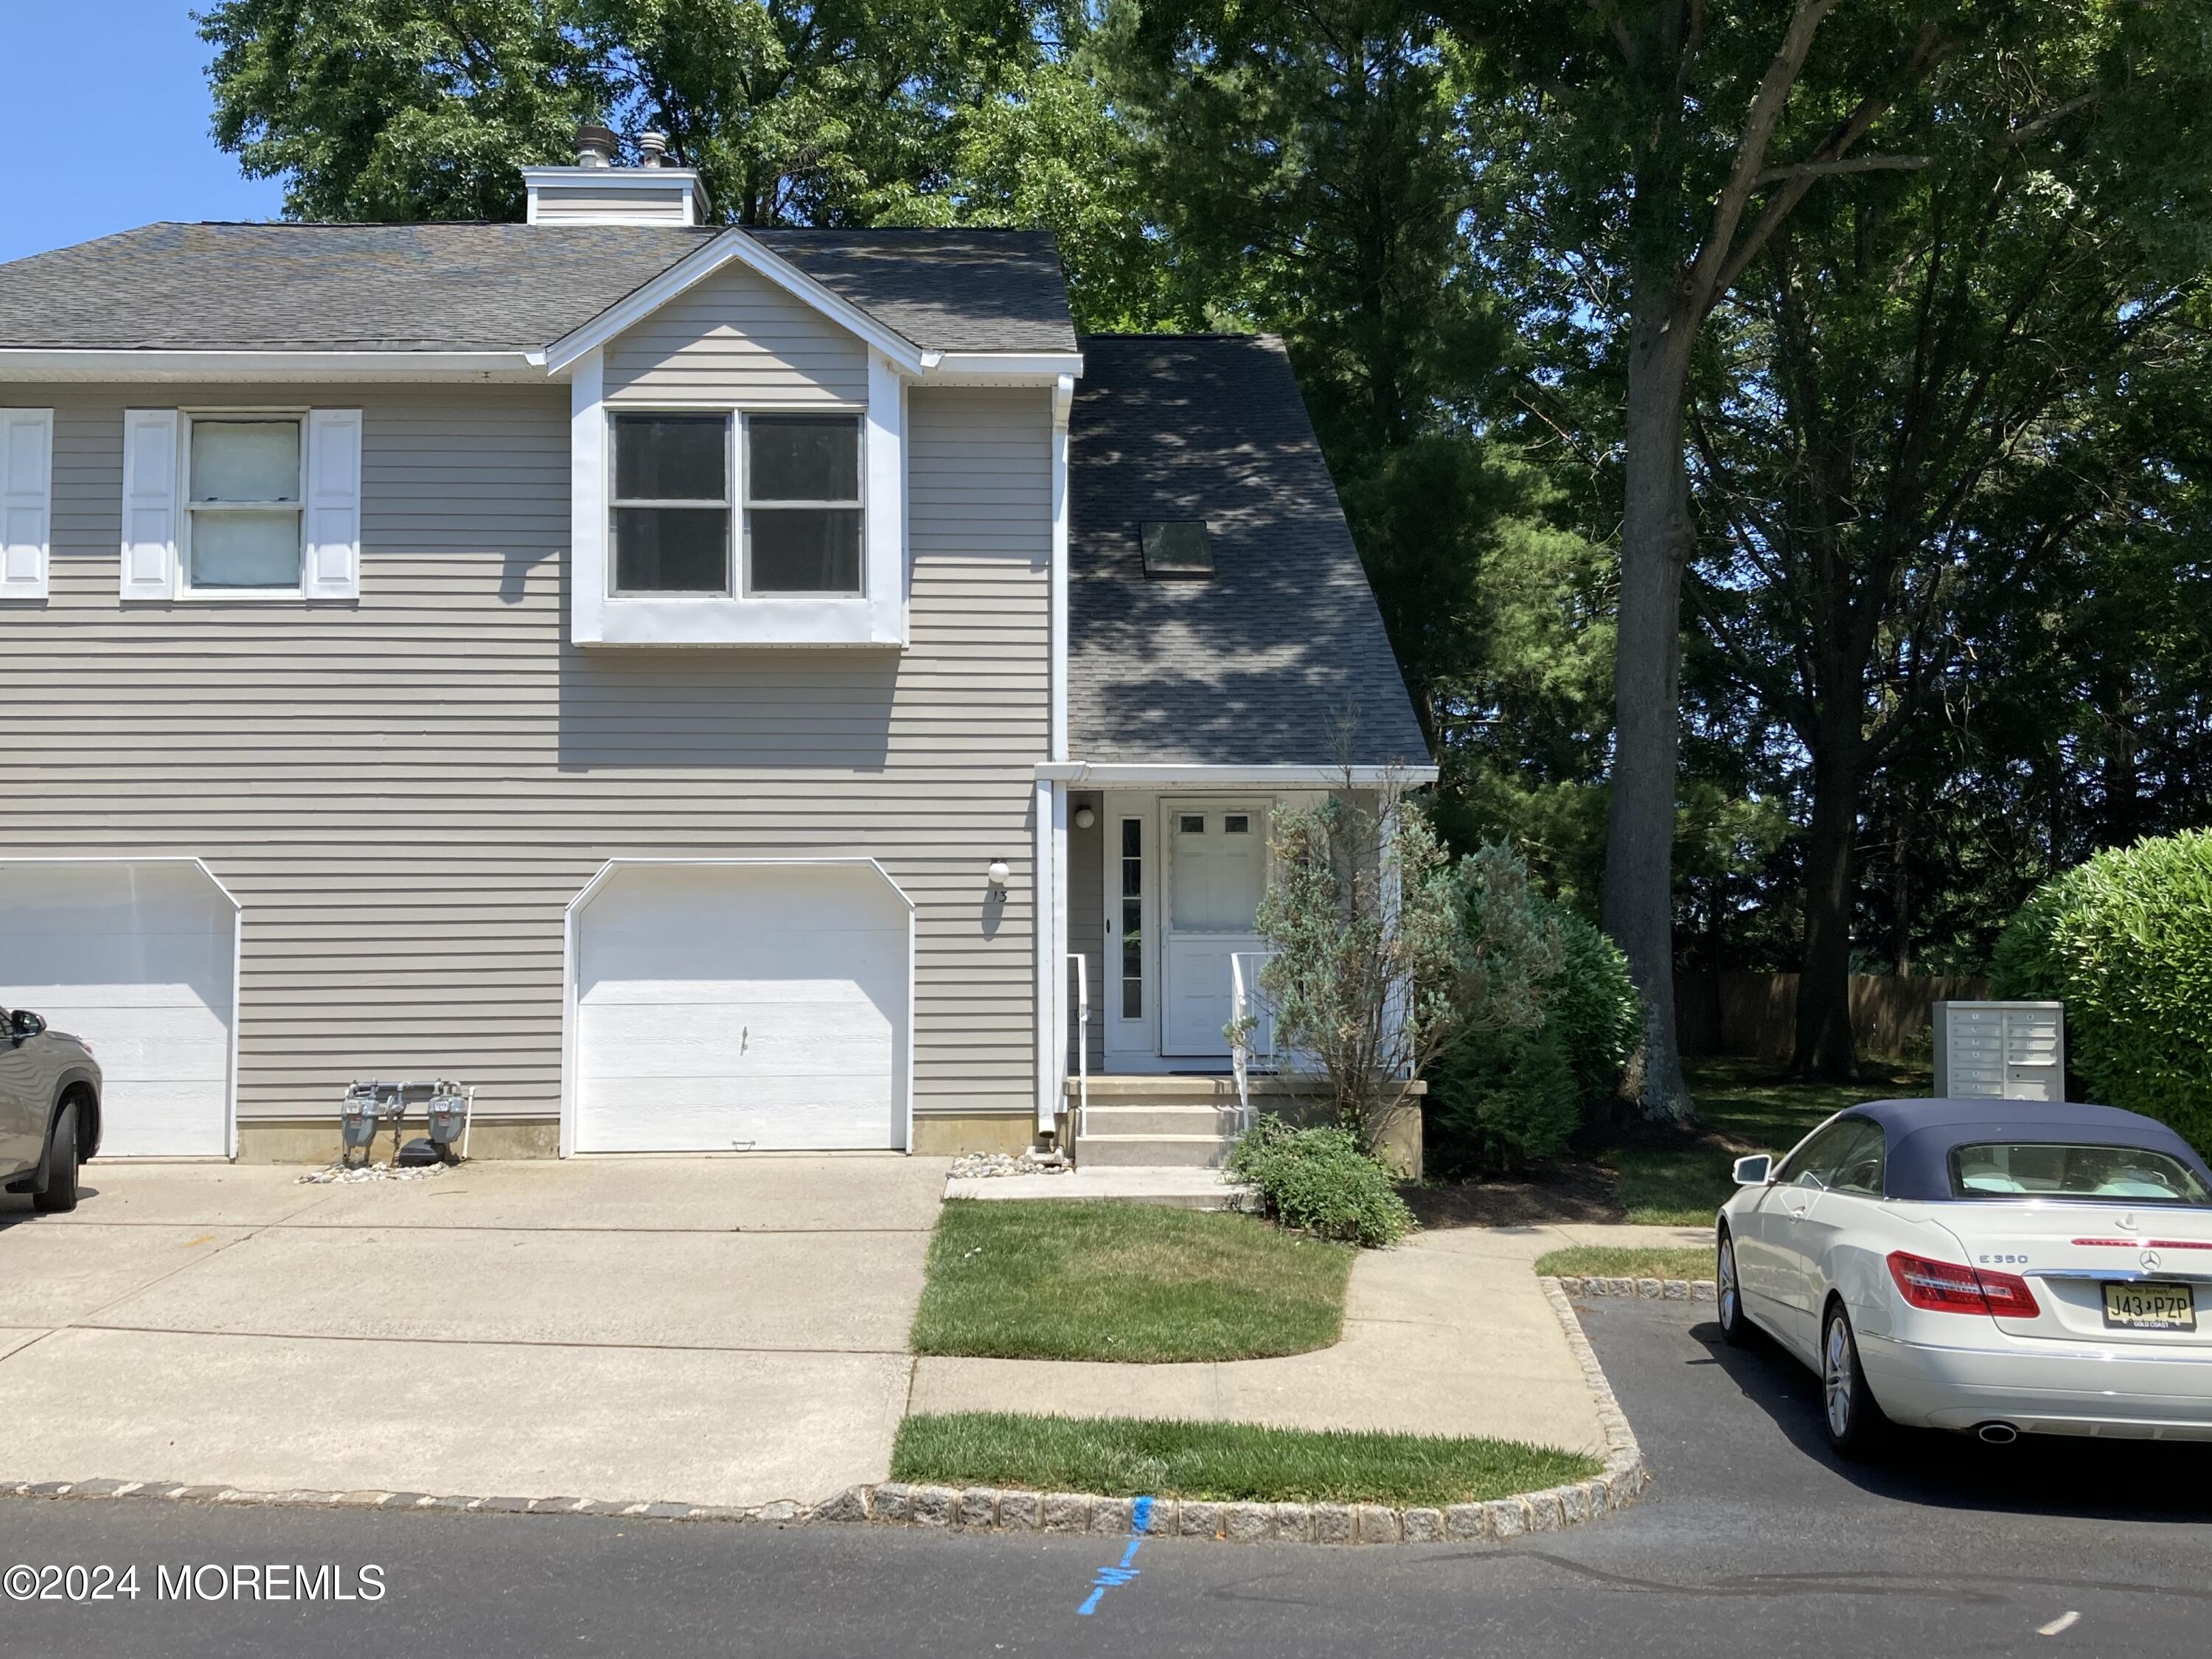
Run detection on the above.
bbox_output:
[987,860,1011,888]
[1074,807,1096,830]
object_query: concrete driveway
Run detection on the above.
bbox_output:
[0,1155,948,1509]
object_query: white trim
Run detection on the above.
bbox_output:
[569,349,608,644]
[1048,780,1070,1133]
[0,350,544,383]
[0,855,243,1161]
[0,406,53,600]
[1034,778,1056,1133]
[928,352,1087,386]
[545,229,929,378]
[1040,762,1439,787]
[558,857,918,1158]
[1048,374,1072,763]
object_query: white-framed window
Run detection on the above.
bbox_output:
[744,414,863,596]
[610,411,731,594]
[569,344,905,647]
[606,410,866,599]
[184,414,305,591]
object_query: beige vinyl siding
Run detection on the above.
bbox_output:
[1068,793,1105,1071]
[0,382,1049,1122]
[605,264,868,404]
[531,184,692,223]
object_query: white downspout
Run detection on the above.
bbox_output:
[1039,373,1076,1136]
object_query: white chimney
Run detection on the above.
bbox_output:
[524,123,709,226]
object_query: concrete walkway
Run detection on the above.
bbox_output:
[911,1221,1708,1457]
[0,1157,948,1510]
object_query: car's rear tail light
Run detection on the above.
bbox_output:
[1886,1251,2040,1318]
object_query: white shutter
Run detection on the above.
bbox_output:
[119,408,180,599]
[0,407,53,600]
[303,408,363,599]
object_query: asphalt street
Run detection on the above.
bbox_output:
[5,1295,2211,1658]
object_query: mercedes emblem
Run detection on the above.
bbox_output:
[2142,1249,2163,1273]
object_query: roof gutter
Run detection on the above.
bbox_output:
[1037,762,1440,787]
[0,349,549,383]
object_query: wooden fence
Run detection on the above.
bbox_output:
[1676,972,1990,1062]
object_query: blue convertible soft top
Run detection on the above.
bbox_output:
[1839,1099,2212,1202]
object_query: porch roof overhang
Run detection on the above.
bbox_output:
[1036,761,1439,787]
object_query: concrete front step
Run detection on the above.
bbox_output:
[1072,1132,1233,1169]
[944,1167,1256,1209]
[1075,1102,1244,1138]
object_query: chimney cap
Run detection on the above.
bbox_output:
[573,123,619,167]
[637,131,670,167]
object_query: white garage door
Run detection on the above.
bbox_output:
[571,861,911,1152]
[0,860,237,1158]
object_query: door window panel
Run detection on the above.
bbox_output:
[1170,809,1265,931]
[1119,818,1144,1019]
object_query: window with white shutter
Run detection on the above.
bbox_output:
[0,407,52,601]
[119,408,181,600]
[304,408,363,599]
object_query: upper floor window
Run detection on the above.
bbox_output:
[611,413,729,594]
[746,415,863,596]
[608,411,865,599]
[187,417,303,590]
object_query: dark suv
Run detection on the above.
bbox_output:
[1,1006,102,1213]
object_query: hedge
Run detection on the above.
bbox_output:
[1991,830,2212,1152]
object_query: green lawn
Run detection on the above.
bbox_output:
[891,1412,1600,1507]
[1534,1245,1713,1281]
[1610,1057,1930,1225]
[908,1199,1353,1363]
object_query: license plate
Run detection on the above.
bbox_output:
[2104,1281,2197,1332]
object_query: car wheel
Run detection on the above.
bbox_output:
[1820,1301,1887,1459]
[32,1101,80,1214]
[1717,1229,1754,1346]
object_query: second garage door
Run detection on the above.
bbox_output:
[0,858,237,1158]
[571,860,911,1152]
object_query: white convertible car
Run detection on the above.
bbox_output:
[1717,1098,2212,1457]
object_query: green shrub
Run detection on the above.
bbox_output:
[1991,830,2212,1152]
[1227,1117,1416,1248]
[1537,900,1643,1113]
[1424,1023,1582,1176]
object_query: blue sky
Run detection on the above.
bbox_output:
[1,1,286,265]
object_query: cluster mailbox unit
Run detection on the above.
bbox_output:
[1931,1002,2066,1102]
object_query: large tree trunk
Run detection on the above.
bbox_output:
[1604,299,1697,1124]
[1792,726,1863,1079]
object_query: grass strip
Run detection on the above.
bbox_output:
[1534,1245,1713,1281]
[891,1412,1602,1507]
[909,1199,1352,1363]
[1611,1058,1932,1225]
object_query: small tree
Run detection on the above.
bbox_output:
[1245,772,1562,1151]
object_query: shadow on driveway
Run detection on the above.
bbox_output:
[1674,1309,2212,1523]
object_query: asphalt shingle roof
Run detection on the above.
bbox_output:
[1068,334,1430,768]
[0,222,1074,354]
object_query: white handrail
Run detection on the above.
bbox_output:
[1228,950,1275,1133]
[1067,950,1089,1141]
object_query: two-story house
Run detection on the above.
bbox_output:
[0,132,1430,1172]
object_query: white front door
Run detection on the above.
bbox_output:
[1161,801,1268,1057]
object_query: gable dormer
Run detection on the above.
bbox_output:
[522,125,709,227]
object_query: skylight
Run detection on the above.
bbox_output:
[1141,520,1213,578]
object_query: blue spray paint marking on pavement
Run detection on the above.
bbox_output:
[1075,1496,1155,1617]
